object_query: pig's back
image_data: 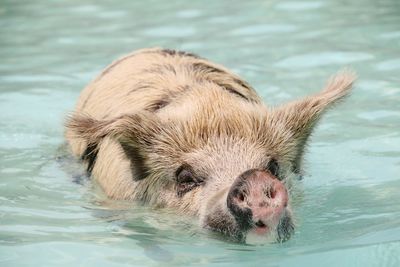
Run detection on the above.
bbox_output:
[74,48,261,120]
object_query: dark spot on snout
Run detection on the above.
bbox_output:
[227,178,253,231]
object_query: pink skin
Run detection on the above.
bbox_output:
[232,171,288,235]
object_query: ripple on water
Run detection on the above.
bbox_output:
[231,24,298,36]
[357,110,400,121]
[375,58,400,71]
[276,51,374,68]
[275,1,325,11]
[176,9,202,19]
[142,26,196,38]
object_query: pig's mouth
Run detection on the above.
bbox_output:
[204,206,294,244]
[252,220,269,235]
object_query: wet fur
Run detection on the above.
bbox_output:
[65,48,355,241]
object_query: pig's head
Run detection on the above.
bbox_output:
[67,71,355,243]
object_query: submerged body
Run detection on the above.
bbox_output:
[66,48,355,242]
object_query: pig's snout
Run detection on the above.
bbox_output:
[227,169,288,233]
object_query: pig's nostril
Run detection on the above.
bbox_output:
[266,187,276,199]
[270,188,276,199]
[237,192,245,202]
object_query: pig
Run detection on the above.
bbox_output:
[65,48,355,243]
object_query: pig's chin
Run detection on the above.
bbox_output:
[245,226,276,245]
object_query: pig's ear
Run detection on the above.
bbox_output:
[271,70,356,173]
[65,112,161,179]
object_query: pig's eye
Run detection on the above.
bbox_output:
[175,165,204,197]
[266,159,280,178]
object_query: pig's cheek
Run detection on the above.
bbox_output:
[200,206,238,236]
[199,198,229,229]
[199,186,230,218]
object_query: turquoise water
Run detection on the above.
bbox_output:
[1,0,400,266]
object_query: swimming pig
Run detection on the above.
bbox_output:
[65,48,355,243]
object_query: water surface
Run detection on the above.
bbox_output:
[1,0,400,266]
